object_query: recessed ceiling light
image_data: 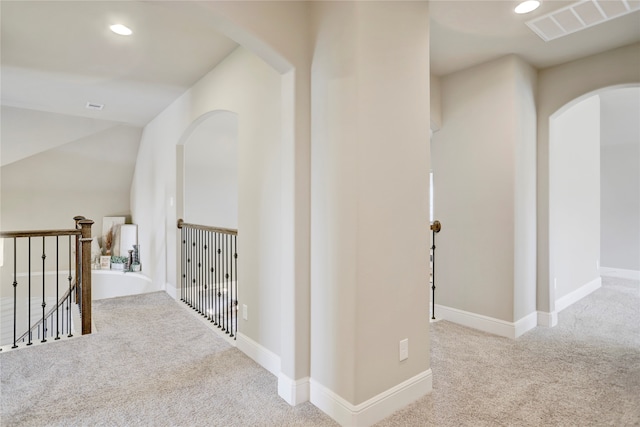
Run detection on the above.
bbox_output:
[110,24,133,36]
[515,0,541,14]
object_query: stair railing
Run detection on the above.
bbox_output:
[430,220,441,320]
[177,219,238,340]
[0,217,93,350]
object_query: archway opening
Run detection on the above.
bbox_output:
[182,111,239,229]
[548,85,639,318]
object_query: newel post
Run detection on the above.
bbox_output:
[73,216,85,304]
[79,219,94,335]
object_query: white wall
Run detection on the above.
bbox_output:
[431,74,442,132]
[600,87,640,271]
[310,1,431,418]
[432,55,537,325]
[183,111,238,229]
[549,95,601,300]
[130,46,283,359]
[1,125,141,289]
[537,42,640,313]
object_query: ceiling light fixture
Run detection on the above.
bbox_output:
[110,24,133,36]
[515,0,541,14]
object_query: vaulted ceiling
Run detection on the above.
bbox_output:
[1,0,639,166]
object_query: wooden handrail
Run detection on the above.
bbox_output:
[177,219,237,236]
[0,229,81,239]
[0,216,94,345]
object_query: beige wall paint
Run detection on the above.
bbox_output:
[310,0,431,408]
[183,111,239,230]
[1,124,141,292]
[537,42,640,313]
[433,55,536,323]
[600,87,640,271]
[550,95,601,300]
[131,47,282,359]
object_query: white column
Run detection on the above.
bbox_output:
[310,2,431,425]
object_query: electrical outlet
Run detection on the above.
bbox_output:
[399,339,409,361]
[242,304,248,321]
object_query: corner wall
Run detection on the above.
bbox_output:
[600,88,640,272]
[537,42,640,313]
[432,55,537,333]
[549,95,601,302]
[130,46,283,360]
[310,2,431,424]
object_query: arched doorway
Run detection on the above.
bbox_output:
[180,110,239,229]
[547,84,639,321]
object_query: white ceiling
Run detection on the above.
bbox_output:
[1,0,639,165]
[0,1,238,127]
[429,0,640,75]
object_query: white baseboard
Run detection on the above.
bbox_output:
[537,311,558,327]
[434,304,537,339]
[310,369,432,427]
[236,332,281,377]
[278,373,310,406]
[165,282,177,300]
[600,267,640,281]
[556,277,601,313]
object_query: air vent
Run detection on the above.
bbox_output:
[526,0,640,41]
[85,102,104,111]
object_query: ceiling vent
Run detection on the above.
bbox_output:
[526,0,640,41]
[85,102,105,111]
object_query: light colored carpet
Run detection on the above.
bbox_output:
[1,276,638,426]
[376,275,640,427]
[0,292,336,427]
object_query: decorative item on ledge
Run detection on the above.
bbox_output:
[100,255,111,270]
[110,256,128,271]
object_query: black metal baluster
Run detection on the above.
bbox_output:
[198,229,203,315]
[219,233,225,331]
[204,230,210,320]
[230,234,236,338]
[192,227,196,309]
[192,228,197,311]
[210,230,215,323]
[55,236,60,340]
[181,227,186,303]
[27,237,33,346]
[185,227,189,306]
[213,232,218,326]
[194,228,199,312]
[216,233,220,328]
[11,238,18,349]
[41,236,47,343]
[225,234,229,334]
[68,235,73,338]
[186,227,192,307]
[430,220,441,320]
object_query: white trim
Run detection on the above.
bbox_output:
[434,304,537,339]
[537,311,558,327]
[600,267,640,281]
[278,373,310,406]
[514,311,538,337]
[310,369,432,427]
[16,270,73,278]
[236,332,280,376]
[555,277,601,312]
[165,282,178,300]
